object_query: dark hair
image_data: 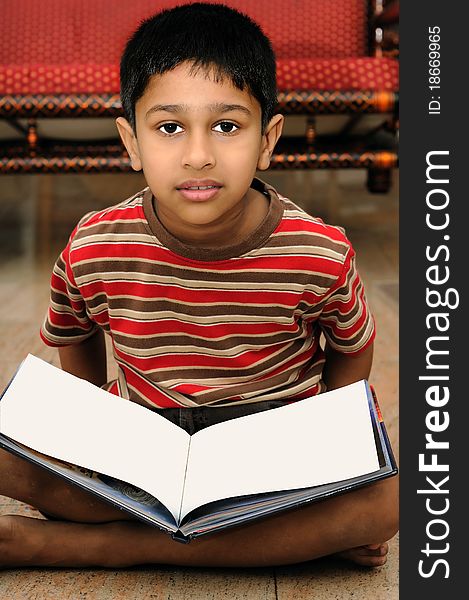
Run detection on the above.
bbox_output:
[120,2,277,134]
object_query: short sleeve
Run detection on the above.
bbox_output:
[40,232,97,347]
[318,246,375,355]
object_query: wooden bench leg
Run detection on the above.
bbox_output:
[367,167,392,194]
[36,174,53,264]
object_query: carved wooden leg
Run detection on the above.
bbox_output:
[367,167,392,194]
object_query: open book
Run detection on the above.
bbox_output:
[0,354,397,543]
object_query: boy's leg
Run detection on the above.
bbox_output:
[0,448,398,569]
[0,449,129,522]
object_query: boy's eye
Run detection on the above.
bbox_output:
[158,123,183,135]
[213,122,239,134]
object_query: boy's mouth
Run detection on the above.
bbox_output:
[176,180,222,201]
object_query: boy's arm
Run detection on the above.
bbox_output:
[58,330,107,387]
[321,342,374,391]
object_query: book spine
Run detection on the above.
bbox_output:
[369,384,384,422]
[379,420,398,472]
[171,530,190,544]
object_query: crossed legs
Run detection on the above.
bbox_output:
[0,449,398,569]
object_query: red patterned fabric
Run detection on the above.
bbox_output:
[0,0,390,96]
[0,65,119,95]
[0,58,399,95]
[0,58,398,95]
[277,58,398,91]
[0,0,388,94]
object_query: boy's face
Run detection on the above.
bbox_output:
[117,62,283,244]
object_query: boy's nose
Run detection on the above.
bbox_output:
[181,132,216,170]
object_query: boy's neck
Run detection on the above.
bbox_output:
[153,186,269,248]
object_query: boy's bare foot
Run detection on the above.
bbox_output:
[334,543,389,567]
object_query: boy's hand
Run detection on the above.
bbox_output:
[321,342,374,391]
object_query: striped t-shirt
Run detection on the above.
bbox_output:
[41,178,375,409]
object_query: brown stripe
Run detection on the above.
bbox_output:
[102,300,304,320]
[73,261,339,291]
[112,328,308,353]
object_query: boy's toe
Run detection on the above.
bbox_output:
[333,542,389,567]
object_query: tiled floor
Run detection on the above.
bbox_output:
[0,169,398,599]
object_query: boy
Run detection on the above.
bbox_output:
[0,3,398,568]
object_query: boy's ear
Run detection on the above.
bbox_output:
[257,114,284,171]
[116,117,142,171]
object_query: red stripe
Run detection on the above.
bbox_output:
[171,383,212,395]
[79,204,144,227]
[71,243,344,275]
[47,309,90,330]
[113,343,291,370]
[80,280,305,306]
[124,368,181,408]
[109,317,300,338]
[275,218,347,241]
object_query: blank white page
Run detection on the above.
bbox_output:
[0,355,189,521]
[180,381,378,519]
